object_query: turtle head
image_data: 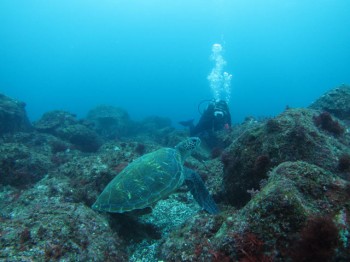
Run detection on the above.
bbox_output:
[175,137,201,160]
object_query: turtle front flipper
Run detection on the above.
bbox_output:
[184,168,219,214]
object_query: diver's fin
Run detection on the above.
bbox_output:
[184,168,219,214]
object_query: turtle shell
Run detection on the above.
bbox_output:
[92,147,184,213]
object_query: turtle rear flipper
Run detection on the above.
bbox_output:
[184,168,220,214]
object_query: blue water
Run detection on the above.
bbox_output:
[1,0,349,125]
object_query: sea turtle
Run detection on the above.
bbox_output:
[92,137,219,214]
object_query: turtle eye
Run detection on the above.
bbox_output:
[191,137,200,145]
[187,137,200,149]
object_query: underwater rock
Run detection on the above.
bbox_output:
[231,161,350,261]
[157,211,226,261]
[34,110,78,132]
[238,161,342,237]
[158,161,350,261]
[222,108,350,207]
[0,180,128,261]
[0,93,31,134]
[87,105,133,139]
[0,131,79,169]
[0,142,52,187]
[34,110,102,152]
[140,194,200,236]
[57,154,116,207]
[309,84,350,121]
[55,124,102,152]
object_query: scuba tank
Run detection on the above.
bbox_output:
[197,99,213,115]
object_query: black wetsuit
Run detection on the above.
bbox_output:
[190,100,231,136]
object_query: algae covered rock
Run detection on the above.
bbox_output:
[34,110,78,132]
[87,105,133,139]
[240,161,345,239]
[0,93,31,134]
[0,143,52,186]
[55,124,102,152]
[228,161,350,260]
[222,108,350,207]
[310,84,350,121]
[34,110,102,152]
[158,161,350,261]
[0,181,128,261]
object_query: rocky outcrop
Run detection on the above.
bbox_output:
[221,108,350,207]
[86,105,133,139]
[158,161,350,261]
[0,93,31,134]
[310,84,350,121]
[34,111,102,152]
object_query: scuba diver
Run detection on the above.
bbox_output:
[180,99,231,137]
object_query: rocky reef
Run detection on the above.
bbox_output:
[0,94,31,135]
[310,84,350,122]
[1,85,350,261]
